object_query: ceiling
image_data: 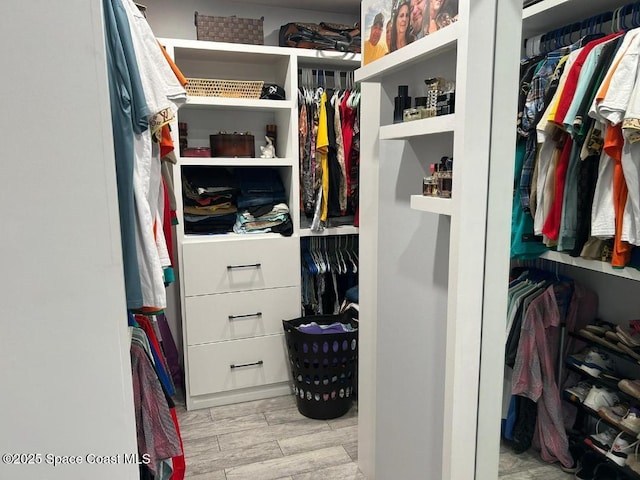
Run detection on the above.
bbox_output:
[233,0,361,15]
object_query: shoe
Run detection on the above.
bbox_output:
[579,349,615,378]
[606,432,639,467]
[627,444,640,474]
[620,407,640,435]
[606,330,623,344]
[619,379,640,401]
[616,342,640,362]
[566,349,589,370]
[564,381,592,403]
[584,323,613,336]
[617,323,640,348]
[578,329,626,353]
[583,385,619,411]
[575,450,604,479]
[593,462,622,479]
[561,441,586,474]
[587,427,617,455]
[599,402,631,428]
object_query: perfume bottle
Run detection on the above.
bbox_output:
[437,156,453,198]
[394,85,412,124]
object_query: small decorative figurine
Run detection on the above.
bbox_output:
[260,136,275,158]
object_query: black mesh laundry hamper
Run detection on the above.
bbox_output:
[282,313,358,420]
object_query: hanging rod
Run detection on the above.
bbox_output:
[523,1,640,54]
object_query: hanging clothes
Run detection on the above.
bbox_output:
[507,270,598,468]
[301,236,358,315]
[511,25,640,269]
[298,72,359,230]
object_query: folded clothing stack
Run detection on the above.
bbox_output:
[233,203,293,235]
[182,167,237,234]
[233,168,292,236]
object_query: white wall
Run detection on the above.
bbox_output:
[0,1,138,479]
[373,141,449,479]
[143,0,359,45]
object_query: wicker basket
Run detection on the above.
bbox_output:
[185,78,264,99]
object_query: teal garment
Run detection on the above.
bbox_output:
[103,0,151,309]
[557,141,583,251]
[562,41,609,134]
[511,140,549,259]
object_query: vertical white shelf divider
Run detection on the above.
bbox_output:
[357,0,521,478]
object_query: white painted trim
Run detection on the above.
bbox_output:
[357,81,382,480]
[475,0,522,478]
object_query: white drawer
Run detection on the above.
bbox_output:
[188,335,290,396]
[182,237,300,296]
[185,287,301,345]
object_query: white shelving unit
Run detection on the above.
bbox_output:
[357,0,522,478]
[477,1,640,480]
[540,251,640,281]
[355,22,460,83]
[178,156,297,168]
[299,226,359,237]
[410,195,453,216]
[184,97,295,110]
[518,0,638,278]
[379,114,456,140]
[160,38,360,411]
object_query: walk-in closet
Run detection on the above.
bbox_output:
[10,0,640,479]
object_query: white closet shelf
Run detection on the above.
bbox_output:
[184,97,294,111]
[159,38,291,61]
[380,114,455,140]
[294,49,361,68]
[410,195,453,216]
[182,232,291,244]
[522,0,628,38]
[540,251,640,282]
[355,22,459,83]
[178,156,296,168]
[299,226,359,237]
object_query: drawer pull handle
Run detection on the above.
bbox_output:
[228,312,263,320]
[227,263,262,270]
[230,360,264,369]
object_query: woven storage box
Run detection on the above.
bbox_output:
[282,314,358,420]
[195,12,264,45]
[185,78,264,99]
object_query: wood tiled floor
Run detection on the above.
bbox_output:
[177,394,569,479]
[499,442,572,479]
[176,394,363,480]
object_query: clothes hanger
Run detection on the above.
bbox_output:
[313,237,325,274]
[620,4,632,31]
[337,237,347,274]
[334,238,345,275]
[633,2,640,28]
[324,237,333,273]
[319,237,328,274]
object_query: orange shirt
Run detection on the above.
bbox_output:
[604,124,632,267]
[158,42,187,86]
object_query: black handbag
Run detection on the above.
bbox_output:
[279,22,361,53]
